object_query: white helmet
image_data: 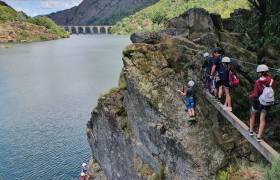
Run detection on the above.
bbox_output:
[257,64,269,73]
[188,80,195,87]
[82,163,87,167]
[203,52,209,58]
[221,57,231,63]
[81,172,85,177]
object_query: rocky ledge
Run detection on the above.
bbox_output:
[86,8,278,179]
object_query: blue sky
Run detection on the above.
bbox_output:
[3,0,82,16]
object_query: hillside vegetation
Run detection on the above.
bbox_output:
[111,0,249,34]
[0,2,68,43]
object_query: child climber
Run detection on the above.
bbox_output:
[178,80,196,117]
[219,57,232,111]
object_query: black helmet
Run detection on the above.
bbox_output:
[212,47,224,54]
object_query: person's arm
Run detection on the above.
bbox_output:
[177,86,187,96]
[249,81,260,99]
[210,64,216,77]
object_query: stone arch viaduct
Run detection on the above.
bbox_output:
[62,26,112,34]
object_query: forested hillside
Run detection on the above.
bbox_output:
[0,1,68,42]
[111,0,249,34]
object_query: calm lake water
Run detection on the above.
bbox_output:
[0,35,130,180]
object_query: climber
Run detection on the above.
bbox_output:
[80,163,88,180]
[177,80,196,117]
[209,47,224,99]
[219,57,232,112]
[201,52,212,91]
[82,163,88,174]
[249,64,276,142]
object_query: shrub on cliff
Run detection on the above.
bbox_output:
[27,17,69,38]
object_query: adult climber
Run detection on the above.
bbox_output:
[209,47,224,99]
[201,52,212,91]
[249,64,276,142]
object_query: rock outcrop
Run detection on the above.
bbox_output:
[87,8,278,179]
[47,0,159,26]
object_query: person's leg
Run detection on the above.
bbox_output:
[250,100,260,133]
[218,85,223,99]
[225,88,231,109]
[249,111,256,133]
[188,109,192,117]
[191,108,195,117]
[214,87,218,97]
[258,110,267,139]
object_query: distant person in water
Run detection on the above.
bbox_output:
[177,80,196,117]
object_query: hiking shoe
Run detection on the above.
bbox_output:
[227,107,232,112]
[249,131,254,136]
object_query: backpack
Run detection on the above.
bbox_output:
[229,70,240,87]
[259,79,275,106]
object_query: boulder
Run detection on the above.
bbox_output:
[130,32,162,44]
[167,8,215,38]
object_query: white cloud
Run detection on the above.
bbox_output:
[40,0,82,9]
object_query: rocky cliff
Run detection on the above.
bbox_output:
[47,0,159,26]
[86,8,279,179]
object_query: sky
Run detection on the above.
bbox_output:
[3,0,83,16]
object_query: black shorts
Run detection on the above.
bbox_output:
[221,79,230,88]
[216,80,222,87]
[251,99,271,115]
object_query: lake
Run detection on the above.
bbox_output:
[0,35,130,180]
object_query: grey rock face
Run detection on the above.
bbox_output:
[167,8,215,38]
[47,0,159,25]
[87,8,263,180]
